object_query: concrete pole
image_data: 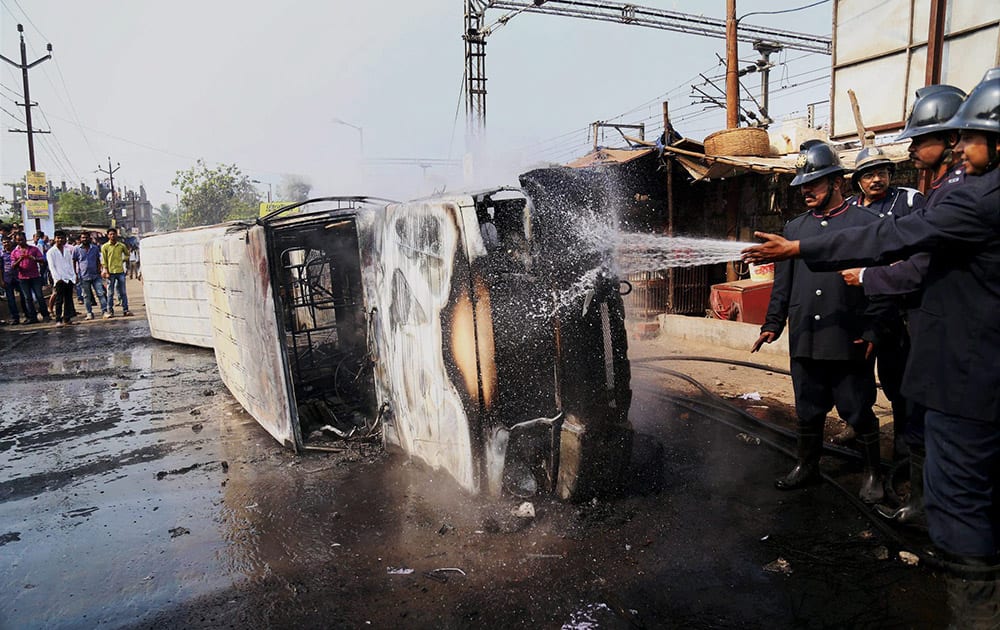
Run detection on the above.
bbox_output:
[726,0,739,129]
[725,0,741,281]
[0,24,52,233]
[663,101,676,313]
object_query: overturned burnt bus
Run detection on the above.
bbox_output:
[141,177,631,501]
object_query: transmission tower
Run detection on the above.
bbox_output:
[464,1,489,139]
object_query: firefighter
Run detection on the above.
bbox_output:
[833,146,925,455]
[742,67,1000,627]
[843,84,967,528]
[751,139,886,503]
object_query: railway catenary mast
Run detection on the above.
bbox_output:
[463,0,833,139]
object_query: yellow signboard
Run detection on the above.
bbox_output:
[26,199,50,218]
[26,171,48,199]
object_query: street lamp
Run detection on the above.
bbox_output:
[250,179,272,203]
[166,190,180,230]
[331,118,364,156]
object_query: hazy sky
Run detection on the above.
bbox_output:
[1,1,831,207]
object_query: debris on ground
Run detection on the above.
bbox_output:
[202,389,215,396]
[873,546,890,560]
[564,602,614,630]
[0,532,21,546]
[737,433,761,445]
[858,530,875,540]
[739,392,762,401]
[319,424,356,438]
[512,502,535,518]
[191,423,203,433]
[898,551,920,566]
[189,409,201,416]
[169,527,191,538]
[156,463,202,480]
[387,567,414,575]
[437,523,454,535]
[763,557,793,575]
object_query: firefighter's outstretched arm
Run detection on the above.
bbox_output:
[742,232,801,263]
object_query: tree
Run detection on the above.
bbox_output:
[0,197,19,224]
[153,203,179,232]
[55,190,107,226]
[278,174,312,202]
[171,160,259,228]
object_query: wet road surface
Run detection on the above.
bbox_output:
[0,316,948,628]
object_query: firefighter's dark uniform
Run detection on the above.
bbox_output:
[762,200,884,437]
[845,186,924,455]
[759,139,886,502]
[856,172,964,453]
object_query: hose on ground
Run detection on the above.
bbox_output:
[633,359,999,579]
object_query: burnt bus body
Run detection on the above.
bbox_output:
[142,179,631,501]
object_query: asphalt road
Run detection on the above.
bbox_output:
[0,314,949,629]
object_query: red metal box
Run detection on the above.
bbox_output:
[709,279,773,325]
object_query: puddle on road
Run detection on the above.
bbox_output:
[0,322,950,628]
[0,328,249,628]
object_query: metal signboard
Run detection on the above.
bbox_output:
[831,0,1000,139]
[25,171,50,219]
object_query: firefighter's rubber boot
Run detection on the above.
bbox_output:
[945,556,1000,630]
[875,450,927,530]
[891,400,910,460]
[775,429,823,490]
[858,431,885,503]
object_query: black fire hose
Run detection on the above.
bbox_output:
[633,354,790,376]
[636,354,908,504]
[634,360,1000,579]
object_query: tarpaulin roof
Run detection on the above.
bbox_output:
[565,147,655,168]
[666,146,798,180]
[571,135,797,181]
[565,135,914,182]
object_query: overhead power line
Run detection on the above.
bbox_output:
[466,0,831,142]
[739,0,831,22]
[487,1,832,53]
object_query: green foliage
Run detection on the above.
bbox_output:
[171,160,260,228]
[55,190,107,226]
[153,203,179,232]
[0,198,20,224]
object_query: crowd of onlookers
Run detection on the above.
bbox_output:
[0,223,141,328]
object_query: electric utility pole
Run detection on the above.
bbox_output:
[0,24,53,232]
[98,157,121,229]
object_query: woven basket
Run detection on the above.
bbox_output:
[704,127,771,157]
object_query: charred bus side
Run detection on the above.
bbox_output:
[142,184,632,501]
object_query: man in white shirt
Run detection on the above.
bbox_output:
[45,230,78,326]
